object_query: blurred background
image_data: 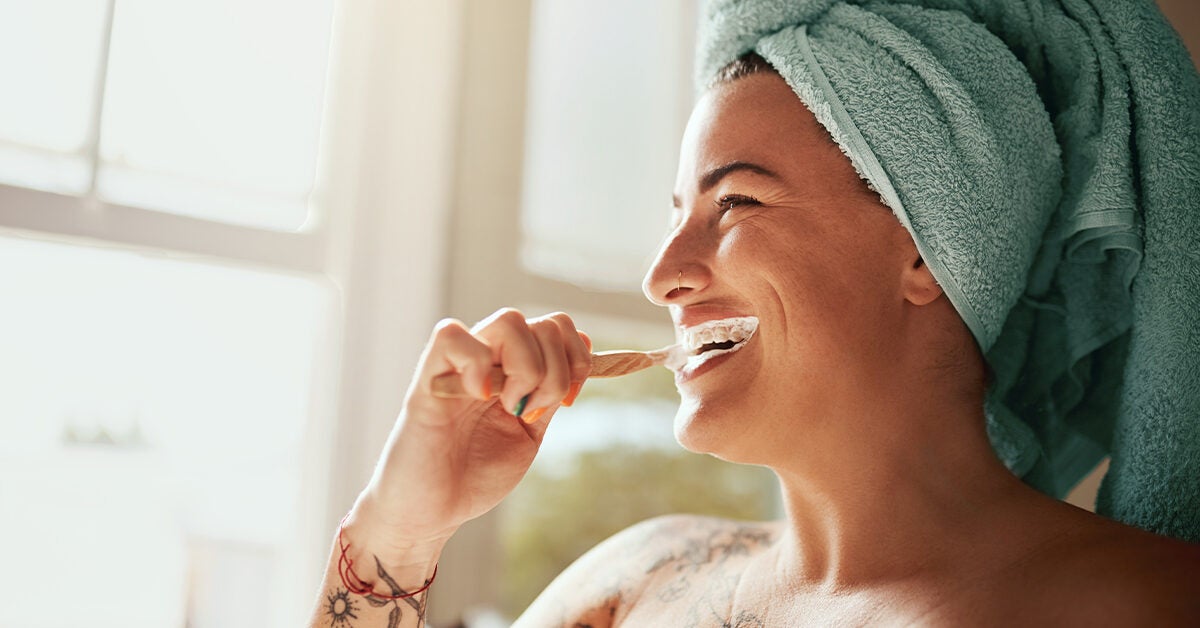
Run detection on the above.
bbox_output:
[0,1,1195,626]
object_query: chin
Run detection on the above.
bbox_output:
[672,397,758,464]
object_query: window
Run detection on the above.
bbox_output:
[0,2,464,627]
[519,0,695,290]
[0,0,108,195]
[0,0,333,230]
[0,1,336,625]
[97,0,333,230]
[0,236,332,628]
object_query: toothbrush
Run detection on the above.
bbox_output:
[430,344,686,399]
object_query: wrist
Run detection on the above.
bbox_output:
[339,502,450,591]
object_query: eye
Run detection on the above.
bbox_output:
[714,194,761,215]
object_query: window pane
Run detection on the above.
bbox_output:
[0,235,333,628]
[97,0,335,231]
[519,0,696,291]
[0,0,107,193]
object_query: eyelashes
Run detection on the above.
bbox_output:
[665,193,761,228]
[714,193,761,215]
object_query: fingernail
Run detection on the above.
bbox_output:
[522,407,547,424]
[562,381,584,407]
[512,394,529,417]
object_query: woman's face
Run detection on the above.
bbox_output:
[643,71,922,463]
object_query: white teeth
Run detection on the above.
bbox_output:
[680,316,759,354]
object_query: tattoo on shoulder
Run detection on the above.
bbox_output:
[647,524,775,576]
[324,556,434,627]
[723,610,766,627]
[637,522,775,624]
[558,586,622,628]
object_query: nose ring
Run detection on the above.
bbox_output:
[677,270,682,292]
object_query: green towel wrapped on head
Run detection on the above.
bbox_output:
[698,0,1200,541]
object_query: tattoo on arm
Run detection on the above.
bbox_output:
[323,556,433,628]
[325,588,360,627]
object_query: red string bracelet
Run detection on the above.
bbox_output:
[337,514,438,600]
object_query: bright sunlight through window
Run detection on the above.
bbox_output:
[0,236,332,628]
[0,0,334,231]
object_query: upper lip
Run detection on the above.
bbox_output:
[672,304,756,329]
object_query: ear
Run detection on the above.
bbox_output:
[902,255,943,306]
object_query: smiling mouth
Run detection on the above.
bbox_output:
[696,340,740,355]
[680,316,759,369]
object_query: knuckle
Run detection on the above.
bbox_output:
[432,317,465,337]
[497,307,525,324]
[533,320,564,342]
[472,307,524,332]
[546,311,573,325]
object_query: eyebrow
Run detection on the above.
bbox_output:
[672,161,784,207]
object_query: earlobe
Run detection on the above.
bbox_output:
[904,256,943,306]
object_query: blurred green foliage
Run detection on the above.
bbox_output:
[498,443,776,617]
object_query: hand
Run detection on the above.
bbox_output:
[347,309,592,568]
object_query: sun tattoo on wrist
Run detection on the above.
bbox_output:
[325,556,432,627]
[326,588,360,627]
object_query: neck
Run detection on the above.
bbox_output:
[765,383,1034,589]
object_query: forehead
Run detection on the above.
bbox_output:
[677,72,862,197]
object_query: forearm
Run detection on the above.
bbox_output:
[307,521,442,628]
[306,310,590,626]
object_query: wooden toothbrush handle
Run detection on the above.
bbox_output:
[430,350,656,399]
[589,350,656,377]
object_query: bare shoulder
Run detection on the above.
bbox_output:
[514,514,779,628]
[1035,518,1200,624]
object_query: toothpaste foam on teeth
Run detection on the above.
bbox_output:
[681,316,758,371]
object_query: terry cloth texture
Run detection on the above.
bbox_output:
[698,0,1200,542]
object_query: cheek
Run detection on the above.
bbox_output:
[724,222,894,345]
[721,220,839,302]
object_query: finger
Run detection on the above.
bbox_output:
[524,318,571,412]
[544,315,592,408]
[471,308,545,414]
[544,312,592,384]
[419,318,495,400]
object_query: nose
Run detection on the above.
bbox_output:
[642,221,713,306]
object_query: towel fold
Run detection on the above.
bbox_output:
[698,0,1200,541]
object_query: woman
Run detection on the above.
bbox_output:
[309,1,1200,625]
